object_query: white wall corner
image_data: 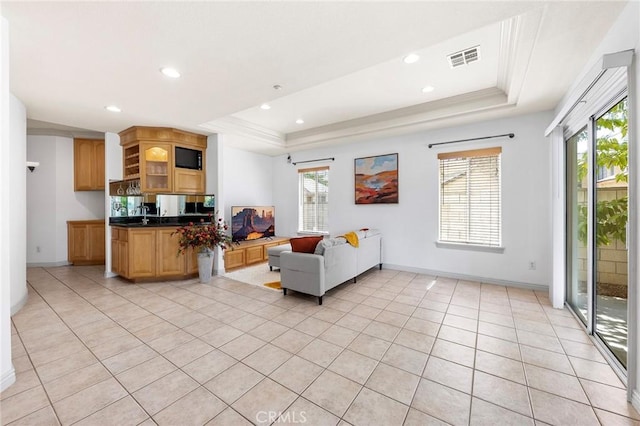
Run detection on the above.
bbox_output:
[550,126,566,309]
[632,390,640,414]
[0,15,14,393]
[0,367,15,393]
[104,132,121,276]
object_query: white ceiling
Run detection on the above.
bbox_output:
[1,1,628,155]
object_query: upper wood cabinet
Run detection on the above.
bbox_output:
[119,126,207,194]
[74,138,105,191]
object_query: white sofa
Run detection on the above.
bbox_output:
[280,229,382,304]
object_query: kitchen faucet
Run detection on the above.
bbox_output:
[139,204,150,225]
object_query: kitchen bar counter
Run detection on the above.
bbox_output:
[109,214,212,228]
[111,225,199,281]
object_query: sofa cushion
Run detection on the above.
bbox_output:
[290,236,323,254]
[314,236,348,255]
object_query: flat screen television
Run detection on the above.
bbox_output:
[231,206,275,242]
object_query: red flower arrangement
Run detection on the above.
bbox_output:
[173,213,232,255]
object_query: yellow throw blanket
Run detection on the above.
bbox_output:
[343,231,359,248]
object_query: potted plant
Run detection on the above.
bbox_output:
[173,214,232,283]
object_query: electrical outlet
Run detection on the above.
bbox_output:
[529,261,536,270]
[36,246,41,253]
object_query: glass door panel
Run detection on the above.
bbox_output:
[566,128,589,325]
[594,97,628,367]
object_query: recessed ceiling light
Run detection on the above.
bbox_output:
[160,67,181,78]
[260,103,271,110]
[422,85,435,93]
[296,119,304,124]
[105,105,121,113]
[403,53,420,64]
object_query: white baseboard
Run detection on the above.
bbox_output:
[382,263,548,292]
[631,390,640,413]
[26,261,71,268]
[10,291,28,316]
[0,367,16,392]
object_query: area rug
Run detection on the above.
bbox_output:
[263,281,282,290]
[224,262,281,289]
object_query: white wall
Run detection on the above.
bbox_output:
[10,94,27,314]
[272,111,553,288]
[546,0,640,406]
[104,132,121,276]
[27,135,104,265]
[222,144,274,220]
[0,15,15,392]
[206,134,218,197]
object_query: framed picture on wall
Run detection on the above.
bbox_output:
[354,153,398,204]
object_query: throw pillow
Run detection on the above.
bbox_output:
[290,236,323,254]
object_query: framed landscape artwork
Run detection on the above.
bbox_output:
[354,153,399,204]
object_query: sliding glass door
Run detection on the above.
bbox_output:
[566,127,589,326]
[566,96,628,369]
[594,98,628,367]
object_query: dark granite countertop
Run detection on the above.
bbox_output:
[109,215,213,228]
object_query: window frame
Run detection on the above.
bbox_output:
[298,166,329,234]
[437,147,504,252]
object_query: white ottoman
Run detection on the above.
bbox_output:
[267,244,292,271]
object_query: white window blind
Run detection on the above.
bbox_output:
[438,147,502,247]
[298,166,329,233]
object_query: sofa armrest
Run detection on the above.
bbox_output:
[281,252,326,298]
[281,251,324,273]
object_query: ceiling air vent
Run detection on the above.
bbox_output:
[447,46,480,68]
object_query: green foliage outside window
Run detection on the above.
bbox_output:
[576,98,628,246]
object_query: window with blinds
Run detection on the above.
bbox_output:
[438,147,502,247]
[298,166,329,233]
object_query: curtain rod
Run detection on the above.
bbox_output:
[291,157,335,166]
[427,133,514,148]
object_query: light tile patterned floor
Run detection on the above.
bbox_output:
[1,266,639,425]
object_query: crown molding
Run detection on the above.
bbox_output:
[497,15,521,95]
[284,87,509,148]
[199,116,285,148]
[498,8,544,105]
[27,128,104,139]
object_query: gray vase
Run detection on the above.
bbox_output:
[197,249,214,283]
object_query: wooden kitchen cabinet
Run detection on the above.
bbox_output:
[111,226,200,281]
[74,138,105,191]
[140,142,172,193]
[111,228,129,277]
[127,229,157,278]
[119,127,207,194]
[67,220,105,265]
[157,229,184,276]
[186,247,199,275]
[174,168,205,194]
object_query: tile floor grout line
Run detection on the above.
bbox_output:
[18,270,160,425]
[25,267,249,424]
[7,265,637,425]
[61,267,297,425]
[537,289,604,425]
[402,275,456,426]
[6,301,64,426]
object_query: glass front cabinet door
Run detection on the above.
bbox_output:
[140,143,172,193]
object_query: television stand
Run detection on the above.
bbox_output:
[224,236,290,271]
